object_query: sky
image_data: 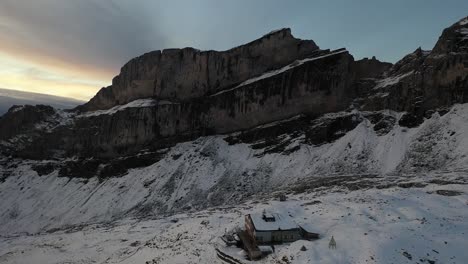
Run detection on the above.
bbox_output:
[0,0,467,101]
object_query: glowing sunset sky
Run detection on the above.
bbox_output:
[0,0,467,101]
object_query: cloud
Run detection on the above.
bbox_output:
[0,53,107,100]
[0,0,169,79]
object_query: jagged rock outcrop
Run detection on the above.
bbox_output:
[0,105,55,140]
[79,28,319,111]
[353,56,392,79]
[360,16,468,116]
[20,49,356,159]
[202,49,355,133]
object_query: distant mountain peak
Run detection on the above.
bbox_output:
[263,27,291,37]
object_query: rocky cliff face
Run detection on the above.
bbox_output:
[359,18,468,118]
[0,105,55,140]
[5,49,356,159]
[79,28,319,111]
[1,18,468,178]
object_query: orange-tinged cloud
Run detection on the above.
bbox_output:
[0,74,100,101]
[0,53,109,101]
[0,40,117,82]
[0,1,169,101]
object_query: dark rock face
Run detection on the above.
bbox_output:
[66,107,163,157]
[398,113,424,128]
[0,105,55,140]
[361,17,468,115]
[435,190,463,196]
[79,28,319,111]
[99,151,167,179]
[31,163,56,176]
[365,112,397,135]
[202,50,355,133]
[353,56,392,80]
[55,151,167,179]
[224,112,363,157]
[58,159,100,179]
[432,17,468,54]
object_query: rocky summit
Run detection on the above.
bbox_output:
[79,28,319,111]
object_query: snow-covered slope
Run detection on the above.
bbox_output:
[0,175,466,264]
[1,103,468,239]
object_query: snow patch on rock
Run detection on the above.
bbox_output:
[78,98,181,117]
[458,16,468,26]
[210,49,348,97]
[374,71,414,89]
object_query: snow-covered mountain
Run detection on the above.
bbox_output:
[0,16,468,264]
[1,103,468,234]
